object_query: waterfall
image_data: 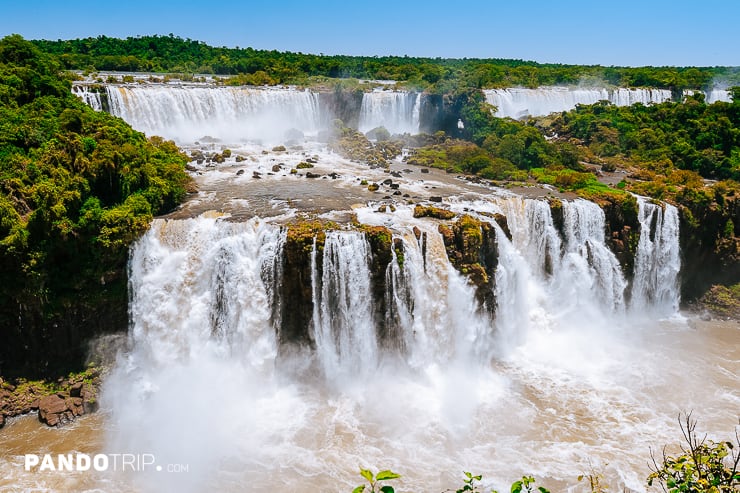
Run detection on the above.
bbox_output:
[484,86,673,118]
[559,200,627,313]
[104,193,691,492]
[311,231,378,379]
[72,84,103,111]
[358,90,421,135]
[631,197,681,315]
[124,199,682,368]
[497,198,562,277]
[705,88,731,104]
[127,216,284,365]
[103,85,323,144]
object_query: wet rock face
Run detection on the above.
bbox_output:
[598,195,640,280]
[679,196,740,302]
[438,214,506,312]
[1,369,101,427]
[0,294,127,380]
[38,395,69,427]
[277,221,396,348]
[278,223,324,347]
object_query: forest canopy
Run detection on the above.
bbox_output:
[0,34,190,364]
[32,34,740,92]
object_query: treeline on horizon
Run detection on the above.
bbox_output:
[31,34,740,92]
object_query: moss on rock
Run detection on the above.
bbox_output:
[413,205,456,220]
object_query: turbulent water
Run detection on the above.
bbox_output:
[2,83,738,493]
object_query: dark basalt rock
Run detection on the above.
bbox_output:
[679,195,740,302]
[439,215,501,312]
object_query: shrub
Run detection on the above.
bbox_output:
[648,413,740,493]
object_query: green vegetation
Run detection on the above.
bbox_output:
[648,413,740,493]
[552,92,740,180]
[699,283,740,318]
[0,34,190,376]
[32,35,740,92]
[353,468,401,493]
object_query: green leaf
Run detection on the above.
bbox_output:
[379,487,395,493]
[511,480,523,493]
[537,487,550,493]
[352,486,365,493]
[376,470,401,481]
[360,469,374,483]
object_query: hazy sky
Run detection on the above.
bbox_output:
[1,0,738,67]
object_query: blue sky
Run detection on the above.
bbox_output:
[1,0,738,67]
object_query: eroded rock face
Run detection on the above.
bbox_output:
[679,196,740,302]
[38,394,69,427]
[597,195,640,280]
[1,368,101,427]
[438,214,507,312]
[278,221,397,348]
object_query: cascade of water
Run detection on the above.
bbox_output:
[484,87,673,118]
[72,85,103,111]
[631,198,681,315]
[311,231,378,379]
[384,238,413,353]
[497,197,562,277]
[97,195,702,493]
[705,88,732,103]
[559,200,627,313]
[484,87,609,119]
[105,85,323,144]
[609,88,672,106]
[128,216,284,365]
[358,90,421,135]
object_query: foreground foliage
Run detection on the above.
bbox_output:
[648,414,740,493]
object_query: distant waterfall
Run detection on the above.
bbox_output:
[103,85,323,144]
[484,86,673,118]
[358,90,421,135]
[72,85,103,111]
[705,88,731,104]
